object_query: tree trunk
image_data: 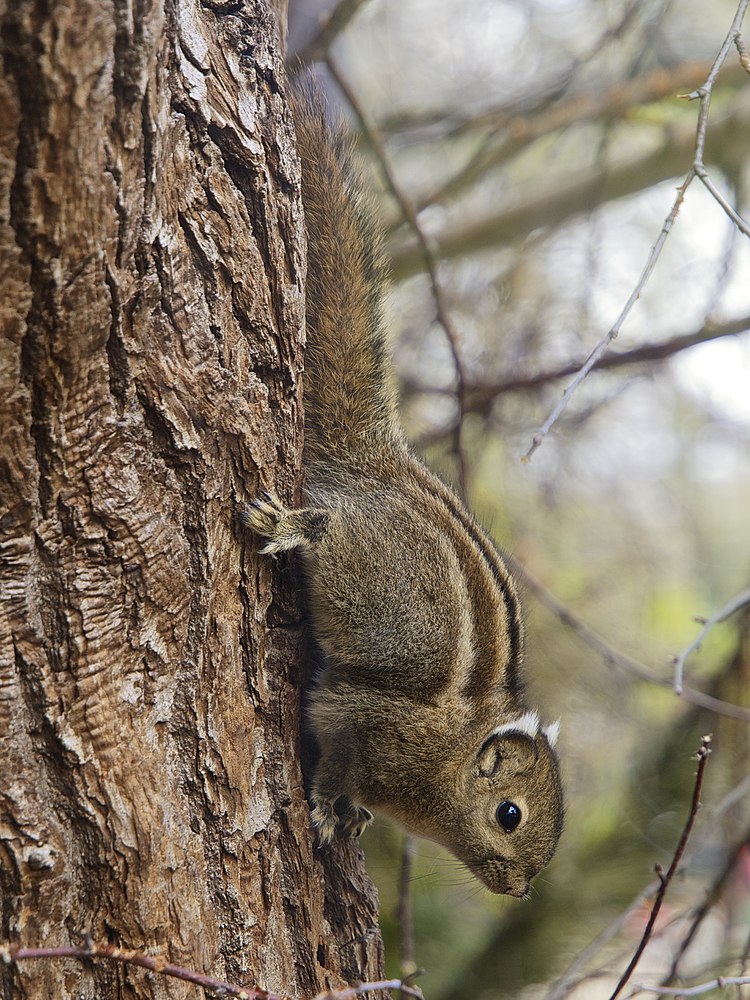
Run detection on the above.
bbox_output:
[0,1,384,997]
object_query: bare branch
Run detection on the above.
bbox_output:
[389,94,750,281]
[418,60,744,212]
[405,314,750,449]
[466,314,750,408]
[547,815,750,1000]
[687,0,750,233]
[292,0,373,66]
[508,556,750,723]
[629,977,750,997]
[522,175,690,461]
[315,980,424,1000]
[326,53,469,495]
[0,942,424,1000]
[0,943,273,999]
[608,736,713,1000]
[525,0,750,458]
[545,877,663,1000]
[673,587,750,694]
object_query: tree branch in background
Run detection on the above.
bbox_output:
[607,736,712,1000]
[404,313,750,424]
[418,60,747,212]
[525,0,750,459]
[292,0,372,66]
[0,943,424,1000]
[684,8,750,237]
[629,977,750,997]
[522,177,692,460]
[326,53,470,495]
[408,314,750,454]
[546,807,750,1000]
[389,93,750,280]
[673,586,750,693]
[508,556,750,722]
[397,834,418,989]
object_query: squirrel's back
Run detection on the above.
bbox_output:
[290,87,400,466]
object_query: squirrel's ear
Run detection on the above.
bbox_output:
[543,720,561,748]
[477,731,538,778]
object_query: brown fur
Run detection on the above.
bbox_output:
[241,86,563,896]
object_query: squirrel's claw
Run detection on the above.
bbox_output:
[310,799,338,847]
[339,805,373,840]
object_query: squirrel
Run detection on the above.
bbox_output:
[241,86,564,898]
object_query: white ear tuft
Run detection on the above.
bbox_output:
[489,710,540,741]
[543,719,561,748]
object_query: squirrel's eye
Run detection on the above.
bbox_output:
[496,800,522,832]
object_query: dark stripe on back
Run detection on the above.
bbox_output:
[407,463,524,696]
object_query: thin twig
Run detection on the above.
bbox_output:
[695,167,750,237]
[325,53,469,497]
[407,313,750,447]
[524,0,750,460]
[608,736,713,1000]
[314,980,423,1000]
[629,977,750,997]
[0,943,424,1000]
[397,834,417,982]
[547,818,750,1000]
[673,587,750,694]
[522,175,690,461]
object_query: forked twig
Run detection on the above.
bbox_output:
[673,586,750,693]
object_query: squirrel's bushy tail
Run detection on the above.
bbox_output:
[290,85,399,465]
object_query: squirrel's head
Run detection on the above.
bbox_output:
[448,711,563,897]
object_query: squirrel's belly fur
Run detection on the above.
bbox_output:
[241,84,563,897]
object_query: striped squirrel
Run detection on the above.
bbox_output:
[242,87,563,897]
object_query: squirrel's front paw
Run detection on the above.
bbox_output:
[339,804,373,840]
[240,492,329,554]
[310,798,339,847]
[240,492,288,554]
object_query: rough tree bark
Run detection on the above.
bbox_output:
[0,1,383,997]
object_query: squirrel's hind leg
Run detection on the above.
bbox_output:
[240,492,329,554]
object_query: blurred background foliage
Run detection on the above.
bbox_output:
[287,1,750,996]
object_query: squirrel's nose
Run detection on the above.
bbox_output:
[504,879,531,899]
